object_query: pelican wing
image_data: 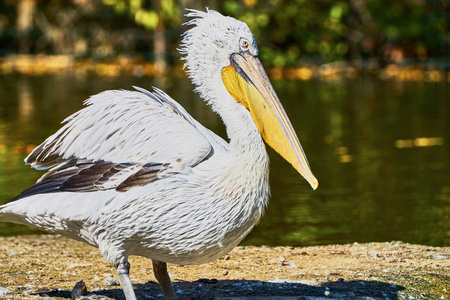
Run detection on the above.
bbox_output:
[13,87,216,200]
[27,87,212,168]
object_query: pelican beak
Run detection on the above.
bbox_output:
[222,52,318,190]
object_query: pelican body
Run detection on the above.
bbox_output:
[0,9,317,300]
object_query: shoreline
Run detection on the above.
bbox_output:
[0,235,448,299]
[0,54,447,82]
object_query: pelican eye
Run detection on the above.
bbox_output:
[240,39,250,51]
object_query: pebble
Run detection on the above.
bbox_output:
[104,277,118,286]
[222,270,228,276]
[71,280,88,299]
[0,287,11,297]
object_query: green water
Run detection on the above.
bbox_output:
[0,75,448,246]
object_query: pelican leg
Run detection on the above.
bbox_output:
[115,261,137,300]
[152,259,176,300]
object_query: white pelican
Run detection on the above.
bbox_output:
[0,9,318,300]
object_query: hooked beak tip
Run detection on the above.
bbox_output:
[310,178,319,190]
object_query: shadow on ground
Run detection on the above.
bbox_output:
[36,279,405,299]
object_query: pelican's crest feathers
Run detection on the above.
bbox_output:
[179,9,257,103]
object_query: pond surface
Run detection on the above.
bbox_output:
[0,74,448,247]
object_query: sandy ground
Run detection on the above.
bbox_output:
[0,235,448,300]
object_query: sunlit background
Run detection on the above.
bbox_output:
[0,0,448,247]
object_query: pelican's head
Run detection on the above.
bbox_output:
[180,9,318,190]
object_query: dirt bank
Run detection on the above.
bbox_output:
[0,235,448,299]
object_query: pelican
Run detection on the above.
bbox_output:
[0,9,317,300]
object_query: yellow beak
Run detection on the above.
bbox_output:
[222,52,318,190]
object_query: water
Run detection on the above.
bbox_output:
[0,74,448,246]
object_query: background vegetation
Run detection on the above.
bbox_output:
[0,0,448,70]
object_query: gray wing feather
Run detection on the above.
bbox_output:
[26,87,213,169]
[15,87,217,201]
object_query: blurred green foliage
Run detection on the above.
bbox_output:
[220,0,448,66]
[102,0,179,29]
[0,0,447,66]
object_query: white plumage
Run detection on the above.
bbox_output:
[0,9,317,300]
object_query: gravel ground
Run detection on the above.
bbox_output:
[0,235,448,300]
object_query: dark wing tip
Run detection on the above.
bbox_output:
[8,159,168,203]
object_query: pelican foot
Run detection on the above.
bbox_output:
[152,260,176,300]
[115,261,137,300]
